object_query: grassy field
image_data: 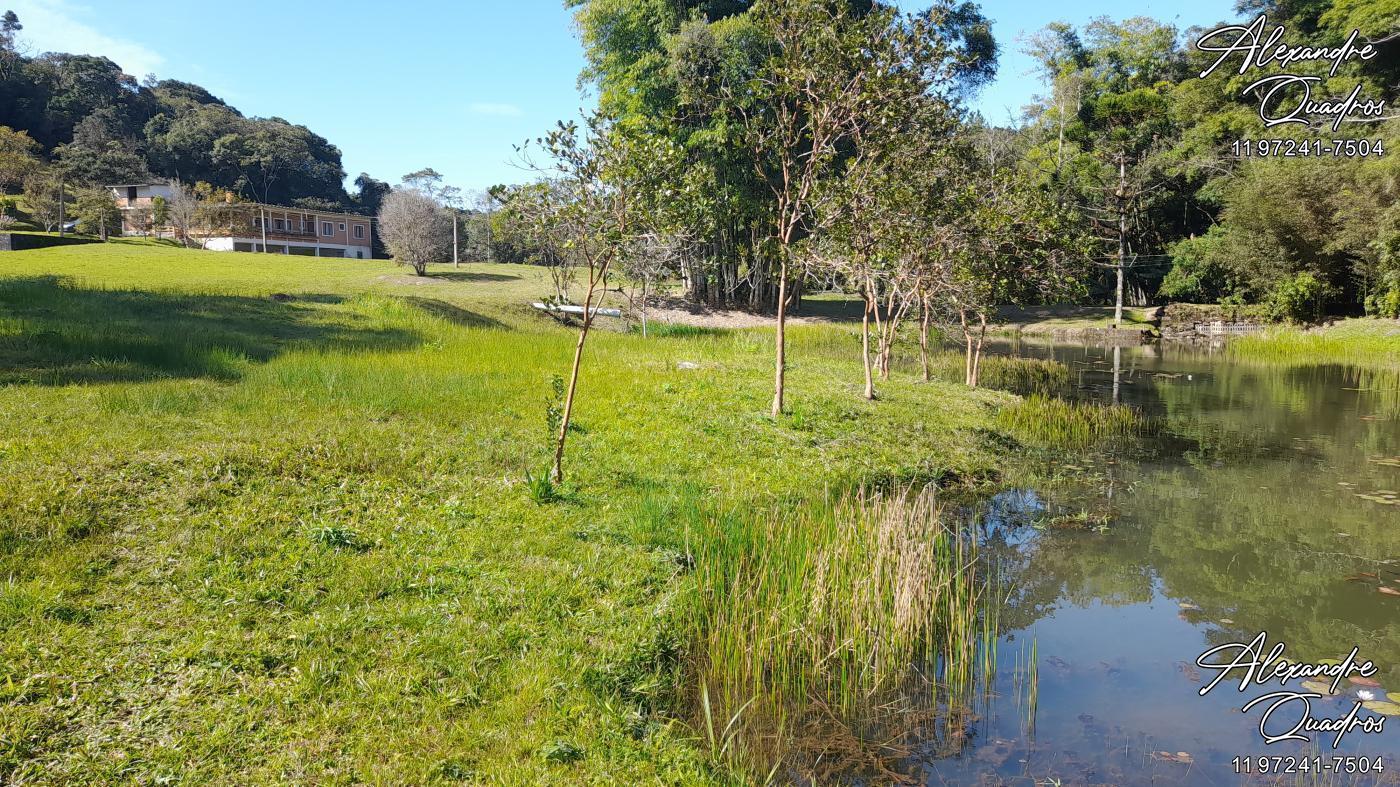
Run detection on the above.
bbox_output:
[0,241,1032,784]
[1229,318,1400,368]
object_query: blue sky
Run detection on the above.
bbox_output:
[16,0,1235,196]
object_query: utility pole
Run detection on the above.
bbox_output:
[484,198,492,263]
[56,172,66,237]
[1114,153,1126,328]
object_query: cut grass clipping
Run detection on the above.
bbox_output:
[687,486,996,782]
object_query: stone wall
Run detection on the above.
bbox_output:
[1160,303,1270,340]
[1049,326,1154,344]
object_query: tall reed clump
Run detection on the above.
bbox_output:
[996,393,1143,448]
[687,487,995,782]
[1229,323,1400,369]
[918,351,1069,393]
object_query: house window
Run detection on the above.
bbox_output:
[353,224,365,240]
[273,218,285,231]
[126,186,138,201]
[322,222,333,237]
[338,223,346,232]
[254,217,262,229]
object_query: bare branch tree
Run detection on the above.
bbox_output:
[21,170,68,232]
[377,188,453,276]
[620,230,691,337]
[165,181,201,248]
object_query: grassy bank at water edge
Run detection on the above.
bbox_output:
[1229,318,1400,368]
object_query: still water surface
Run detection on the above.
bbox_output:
[925,341,1400,785]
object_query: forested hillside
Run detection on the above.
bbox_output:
[0,10,387,212]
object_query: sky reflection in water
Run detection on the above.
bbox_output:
[921,341,1400,786]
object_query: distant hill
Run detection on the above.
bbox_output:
[0,9,378,212]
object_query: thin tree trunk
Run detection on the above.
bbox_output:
[960,308,973,386]
[552,270,602,483]
[771,254,789,417]
[919,302,931,382]
[971,312,987,388]
[877,288,904,381]
[870,281,888,380]
[1115,154,1126,328]
[56,173,65,237]
[861,289,875,400]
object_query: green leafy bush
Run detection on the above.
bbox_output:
[1162,230,1233,302]
[1266,272,1334,324]
[1367,215,1400,318]
[1367,274,1400,319]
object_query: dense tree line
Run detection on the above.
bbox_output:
[1017,0,1399,318]
[560,0,998,310]
[553,0,1397,320]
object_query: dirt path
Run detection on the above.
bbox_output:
[638,293,866,329]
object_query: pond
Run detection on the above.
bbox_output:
[922,340,1400,785]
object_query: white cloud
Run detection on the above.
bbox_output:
[10,0,165,78]
[469,102,524,118]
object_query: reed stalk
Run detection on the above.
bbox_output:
[687,487,996,781]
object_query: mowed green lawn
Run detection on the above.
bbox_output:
[0,242,1014,784]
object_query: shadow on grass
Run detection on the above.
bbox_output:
[108,237,185,248]
[400,297,505,329]
[794,297,864,322]
[0,276,421,385]
[270,293,346,305]
[427,271,522,283]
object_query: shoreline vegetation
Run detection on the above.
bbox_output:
[687,488,996,781]
[0,244,1132,783]
[1228,319,1400,369]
